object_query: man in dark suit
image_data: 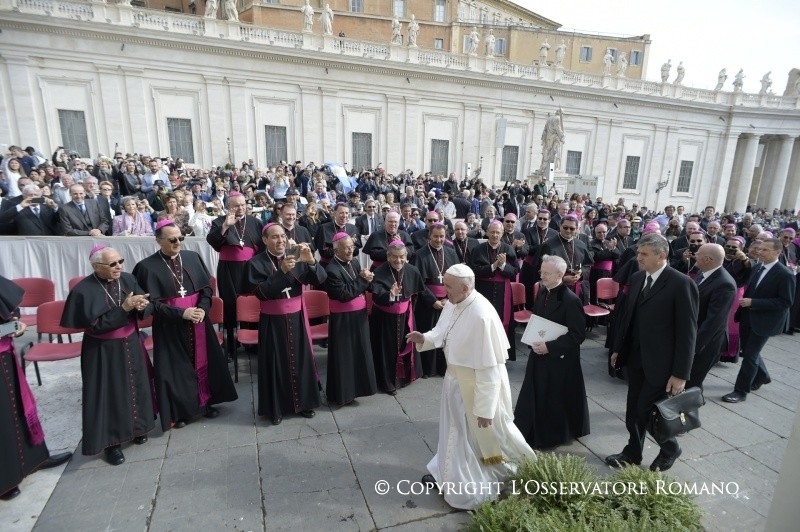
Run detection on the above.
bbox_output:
[723,239,796,403]
[354,199,383,236]
[59,184,109,236]
[686,244,737,390]
[0,185,60,236]
[607,234,699,472]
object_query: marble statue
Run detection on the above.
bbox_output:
[793,77,800,97]
[759,72,772,95]
[554,40,566,67]
[602,49,613,76]
[538,39,550,65]
[660,59,672,83]
[408,15,419,47]
[301,0,314,33]
[485,29,495,58]
[204,0,218,19]
[674,61,685,85]
[321,4,333,36]
[391,17,402,45]
[616,51,628,77]
[540,108,565,174]
[224,0,238,21]
[467,27,479,55]
[714,68,727,91]
[733,69,745,92]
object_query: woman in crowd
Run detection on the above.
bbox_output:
[156,193,191,235]
[189,199,214,237]
[271,170,290,200]
[1,157,25,197]
[112,196,155,236]
[299,201,322,238]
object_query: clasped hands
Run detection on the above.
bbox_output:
[122,293,150,313]
[182,307,206,324]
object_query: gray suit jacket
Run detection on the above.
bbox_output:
[60,199,109,236]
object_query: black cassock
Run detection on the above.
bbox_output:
[369,263,427,392]
[324,258,377,405]
[0,276,48,497]
[514,283,590,449]
[520,226,557,308]
[452,236,479,265]
[133,251,238,431]
[540,235,594,305]
[61,272,155,455]
[413,244,459,377]
[246,253,326,419]
[314,222,361,265]
[206,214,264,336]
[470,242,519,360]
[362,230,415,268]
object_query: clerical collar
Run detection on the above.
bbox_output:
[542,281,562,291]
[159,250,179,260]
[455,290,478,308]
[560,235,574,243]
[334,256,350,265]
[488,242,500,249]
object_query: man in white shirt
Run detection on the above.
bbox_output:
[434,193,456,220]
[407,264,535,510]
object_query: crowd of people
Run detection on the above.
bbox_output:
[2,143,799,509]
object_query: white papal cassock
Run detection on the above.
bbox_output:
[416,289,535,509]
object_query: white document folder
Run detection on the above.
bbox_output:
[521,314,569,346]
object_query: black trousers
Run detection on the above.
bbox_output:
[622,357,680,462]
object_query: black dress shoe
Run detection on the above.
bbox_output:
[299,410,315,418]
[0,486,21,500]
[204,407,220,419]
[386,389,397,396]
[650,448,682,472]
[421,474,437,488]
[133,435,148,445]
[173,420,187,429]
[604,453,641,468]
[272,416,282,425]
[722,391,747,403]
[41,452,72,469]
[105,446,125,466]
[751,377,771,391]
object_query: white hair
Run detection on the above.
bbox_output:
[541,254,567,274]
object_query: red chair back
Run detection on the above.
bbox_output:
[365,291,374,316]
[302,290,330,320]
[137,314,154,329]
[533,282,540,302]
[13,278,56,308]
[596,278,620,300]
[210,296,224,325]
[36,301,84,336]
[209,276,218,296]
[236,295,261,324]
[511,282,526,307]
[68,276,87,291]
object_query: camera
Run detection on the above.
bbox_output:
[287,244,301,259]
[31,197,46,204]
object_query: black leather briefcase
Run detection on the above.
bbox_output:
[647,387,705,444]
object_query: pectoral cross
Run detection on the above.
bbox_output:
[437,274,443,283]
[239,239,244,247]
[178,286,187,298]
[282,287,292,299]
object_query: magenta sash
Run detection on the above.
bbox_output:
[87,319,159,417]
[218,246,256,262]
[371,260,386,268]
[523,255,536,265]
[622,284,630,295]
[165,293,211,407]
[329,295,367,313]
[426,284,447,298]
[486,272,512,329]
[259,296,319,378]
[591,260,614,271]
[721,285,746,360]
[373,300,416,381]
[1,337,45,445]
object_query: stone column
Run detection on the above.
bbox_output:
[227,77,248,165]
[784,140,800,213]
[299,85,322,163]
[709,132,740,212]
[203,75,227,167]
[385,96,405,171]
[731,133,761,211]
[766,135,795,210]
[404,97,421,170]
[321,89,339,164]
[95,65,125,155]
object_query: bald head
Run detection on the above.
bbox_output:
[696,243,725,272]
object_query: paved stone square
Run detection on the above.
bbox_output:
[2,327,797,531]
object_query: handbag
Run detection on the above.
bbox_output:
[647,387,705,444]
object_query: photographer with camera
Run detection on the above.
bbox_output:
[671,231,708,277]
[0,183,60,235]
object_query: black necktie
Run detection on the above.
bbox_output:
[695,272,704,285]
[32,206,40,218]
[641,275,653,299]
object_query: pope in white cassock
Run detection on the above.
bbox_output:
[407,264,535,510]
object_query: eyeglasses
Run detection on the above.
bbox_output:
[366,205,376,209]
[427,219,439,222]
[161,236,185,244]
[100,188,112,192]
[562,226,577,231]
[504,220,515,224]
[100,258,125,267]
[538,217,549,221]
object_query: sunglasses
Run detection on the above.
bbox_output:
[101,258,125,267]
[162,236,185,244]
[504,220,515,224]
[562,226,577,231]
[427,219,439,222]
[538,217,549,221]
[724,247,739,252]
